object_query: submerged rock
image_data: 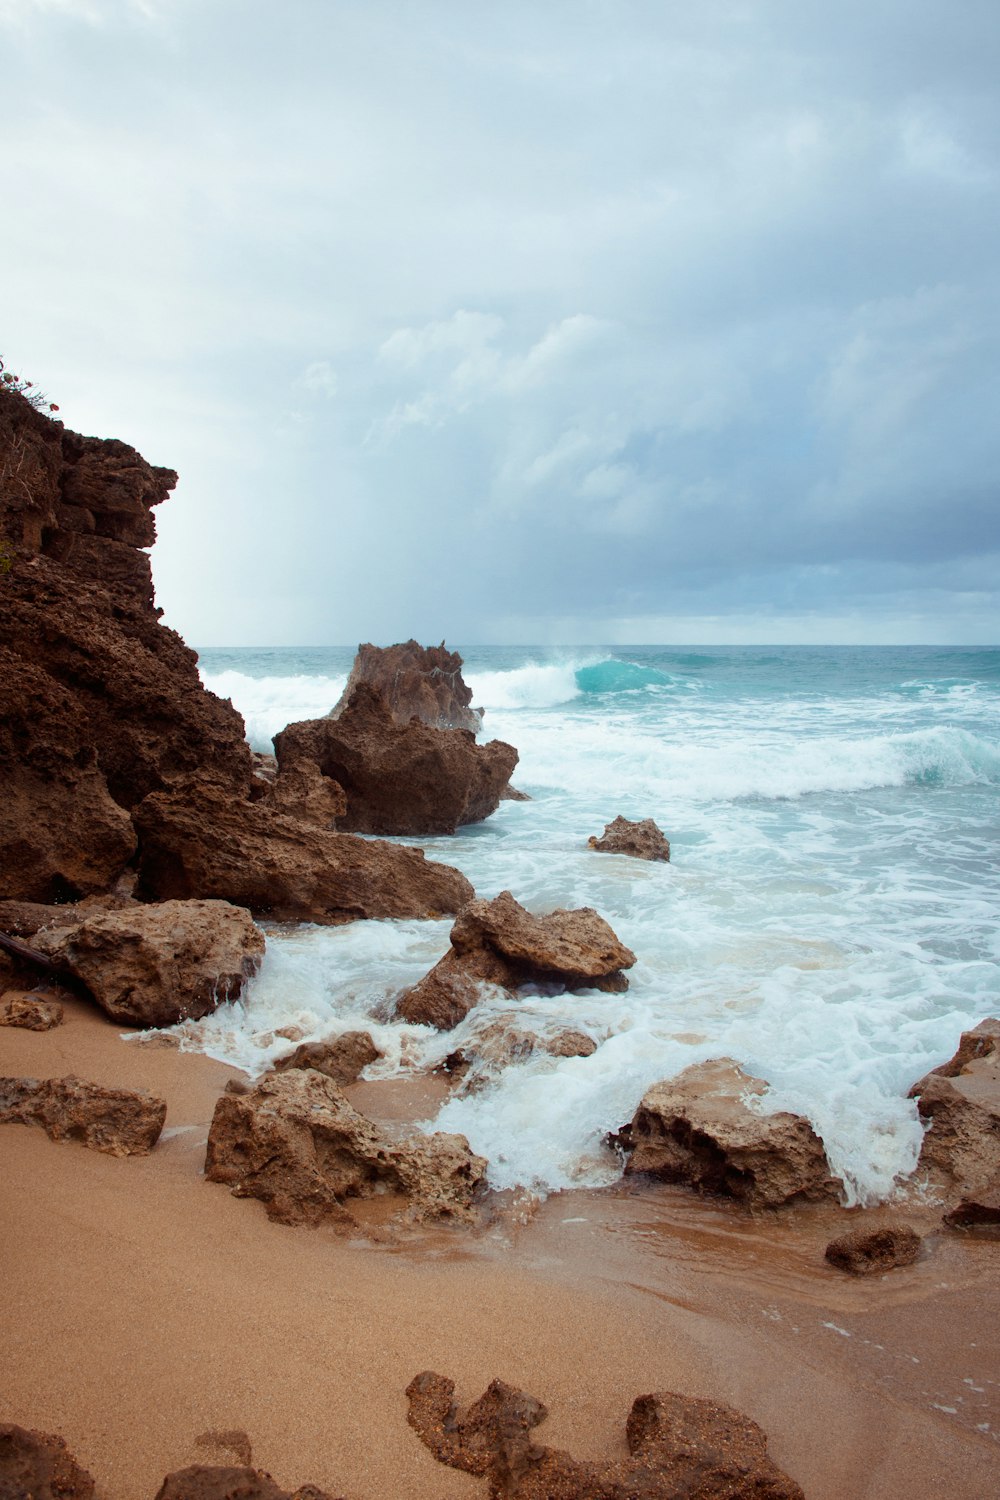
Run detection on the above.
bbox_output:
[588,815,671,862]
[331,638,483,732]
[619,1058,842,1208]
[274,681,517,837]
[396,890,636,1031]
[205,1068,487,1227]
[134,779,474,925]
[0,1074,166,1155]
[405,1371,805,1499]
[909,1019,1000,1205]
[0,1423,96,1500]
[33,898,265,1027]
[824,1223,922,1274]
[272,1031,383,1086]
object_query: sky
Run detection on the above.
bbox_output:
[2,0,998,645]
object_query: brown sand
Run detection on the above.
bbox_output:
[2,996,998,1498]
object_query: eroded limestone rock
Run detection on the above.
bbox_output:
[331,638,483,732]
[909,1019,1000,1202]
[588,815,671,862]
[272,1031,383,1086]
[205,1068,487,1227]
[619,1058,842,1208]
[405,1371,805,1499]
[397,891,636,1031]
[33,899,265,1028]
[0,1424,96,1500]
[824,1223,921,1274]
[0,991,64,1030]
[0,1074,165,1155]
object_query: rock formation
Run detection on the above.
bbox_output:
[134,781,474,924]
[943,1174,1000,1229]
[618,1059,842,1208]
[0,1423,96,1500]
[824,1223,921,1274]
[0,388,477,926]
[0,1074,166,1155]
[205,1068,487,1226]
[274,681,517,836]
[396,890,637,1030]
[908,1019,1000,1208]
[32,899,264,1027]
[588,815,671,862]
[154,1467,341,1500]
[0,990,64,1029]
[272,1031,383,1085]
[331,638,483,732]
[405,1371,805,1500]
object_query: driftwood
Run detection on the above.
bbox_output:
[0,929,76,984]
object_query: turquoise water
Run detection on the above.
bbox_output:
[190,645,1000,1205]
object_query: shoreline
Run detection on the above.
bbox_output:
[2,997,997,1498]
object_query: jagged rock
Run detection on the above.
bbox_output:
[205,1068,487,1227]
[331,638,483,732]
[619,1059,842,1208]
[0,991,64,1029]
[154,1467,341,1500]
[273,1031,383,1085]
[0,1423,96,1499]
[134,780,474,925]
[396,891,636,1031]
[265,761,346,828]
[825,1223,922,1273]
[588,815,670,862]
[405,1372,805,1500]
[943,1174,1000,1229]
[0,1074,165,1155]
[908,1019,1000,1197]
[0,894,135,938]
[274,682,517,837]
[33,899,265,1027]
[545,1029,598,1059]
[461,1022,597,1071]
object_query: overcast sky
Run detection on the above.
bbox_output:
[3,0,998,645]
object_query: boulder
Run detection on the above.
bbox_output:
[272,1031,383,1086]
[588,815,671,862]
[205,1068,487,1227]
[908,1019,1000,1196]
[0,1424,95,1500]
[824,1223,922,1274]
[619,1059,842,1208]
[0,1074,166,1155]
[0,991,64,1029]
[154,1468,341,1500]
[33,899,265,1027]
[134,780,474,925]
[274,682,517,836]
[331,638,483,732]
[396,891,636,1030]
[405,1372,804,1499]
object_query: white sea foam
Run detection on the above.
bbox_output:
[200,669,348,751]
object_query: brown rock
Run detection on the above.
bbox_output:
[194,1431,254,1467]
[588,815,671,862]
[274,681,517,837]
[0,1074,165,1155]
[824,1223,922,1274]
[272,1031,383,1085]
[205,1068,486,1227]
[34,899,265,1027]
[943,1173,1000,1229]
[620,1059,842,1208]
[331,638,483,732]
[134,780,474,925]
[0,1423,96,1500]
[0,990,64,1029]
[265,761,346,828]
[154,1467,342,1500]
[545,1029,598,1059]
[397,891,636,1030]
[462,1022,597,1071]
[405,1371,804,1499]
[908,1019,1000,1197]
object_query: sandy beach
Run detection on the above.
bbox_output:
[2,996,997,1499]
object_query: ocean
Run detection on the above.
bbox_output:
[189,644,1000,1208]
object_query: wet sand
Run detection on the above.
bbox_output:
[2,996,998,1498]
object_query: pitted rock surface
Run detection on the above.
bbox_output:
[0,1074,165,1155]
[588,815,671,862]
